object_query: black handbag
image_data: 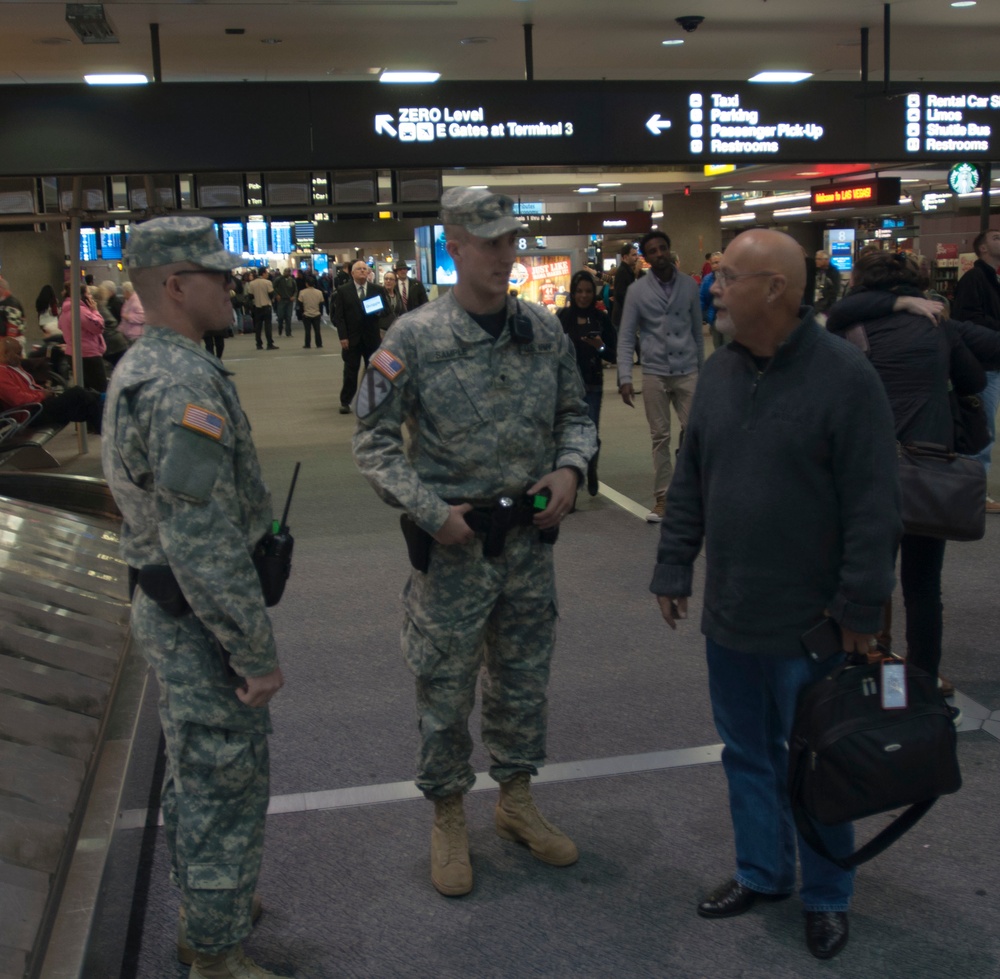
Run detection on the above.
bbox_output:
[897,441,986,541]
[950,390,991,455]
[788,654,961,870]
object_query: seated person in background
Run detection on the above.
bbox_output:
[0,338,104,433]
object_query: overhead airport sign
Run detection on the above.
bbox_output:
[515,210,654,236]
[374,105,574,143]
[3,81,1000,177]
[810,177,902,211]
[903,91,999,155]
[321,81,1000,168]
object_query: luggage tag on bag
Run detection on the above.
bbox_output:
[880,659,908,710]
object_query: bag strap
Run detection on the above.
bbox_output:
[901,440,956,459]
[789,750,937,869]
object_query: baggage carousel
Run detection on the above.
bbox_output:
[0,474,136,979]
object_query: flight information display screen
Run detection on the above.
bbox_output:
[294,221,315,245]
[247,220,269,256]
[271,221,293,254]
[79,228,97,262]
[221,221,245,255]
[99,226,122,259]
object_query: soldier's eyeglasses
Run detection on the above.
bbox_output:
[166,270,235,287]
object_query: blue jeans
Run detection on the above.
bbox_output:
[973,369,1000,474]
[706,639,855,912]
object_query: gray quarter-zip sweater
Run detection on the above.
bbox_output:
[650,309,901,655]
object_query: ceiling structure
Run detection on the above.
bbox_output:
[0,0,996,212]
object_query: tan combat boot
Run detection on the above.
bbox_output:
[189,944,291,979]
[179,893,263,964]
[431,793,473,896]
[495,773,579,866]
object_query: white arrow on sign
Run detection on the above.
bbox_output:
[645,113,672,135]
[375,114,397,137]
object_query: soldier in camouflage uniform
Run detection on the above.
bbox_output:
[353,187,597,897]
[102,216,291,979]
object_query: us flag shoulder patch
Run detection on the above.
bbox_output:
[371,348,406,381]
[181,404,225,440]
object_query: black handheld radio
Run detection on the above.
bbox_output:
[253,461,301,607]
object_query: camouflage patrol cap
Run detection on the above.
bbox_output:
[125,215,242,270]
[440,187,527,238]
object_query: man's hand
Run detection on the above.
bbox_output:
[619,382,635,407]
[529,467,579,530]
[236,666,284,707]
[894,295,944,323]
[340,338,349,350]
[840,625,881,661]
[432,504,475,545]
[657,595,688,630]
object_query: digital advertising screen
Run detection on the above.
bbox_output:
[221,221,245,255]
[79,228,97,262]
[99,226,122,259]
[433,225,456,285]
[508,255,571,306]
[414,226,434,287]
[312,253,329,274]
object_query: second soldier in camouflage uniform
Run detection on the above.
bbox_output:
[102,216,291,979]
[352,187,596,897]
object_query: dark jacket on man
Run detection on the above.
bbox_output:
[333,281,387,352]
[953,258,1000,332]
[651,309,901,655]
[611,263,641,329]
[398,277,428,311]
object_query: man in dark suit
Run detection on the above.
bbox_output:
[611,241,642,331]
[394,260,429,311]
[334,260,388,414]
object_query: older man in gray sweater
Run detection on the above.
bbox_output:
[652,229,900,961]
[617,230,703,522]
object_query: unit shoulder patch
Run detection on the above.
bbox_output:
[356,367,395,419]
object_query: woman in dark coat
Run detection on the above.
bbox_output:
[556,269,616,495]
[827,251,1000,685]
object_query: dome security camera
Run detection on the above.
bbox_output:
[675,15,705,32]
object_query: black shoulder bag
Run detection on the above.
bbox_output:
[788,654,961,870]
[897,441,986,541]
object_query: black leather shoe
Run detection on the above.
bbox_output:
[697,879,791,919]
[338,405,351,415]
[806,911,848,960]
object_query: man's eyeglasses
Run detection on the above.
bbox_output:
[165,269,235,287]
[714,269,777,288]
